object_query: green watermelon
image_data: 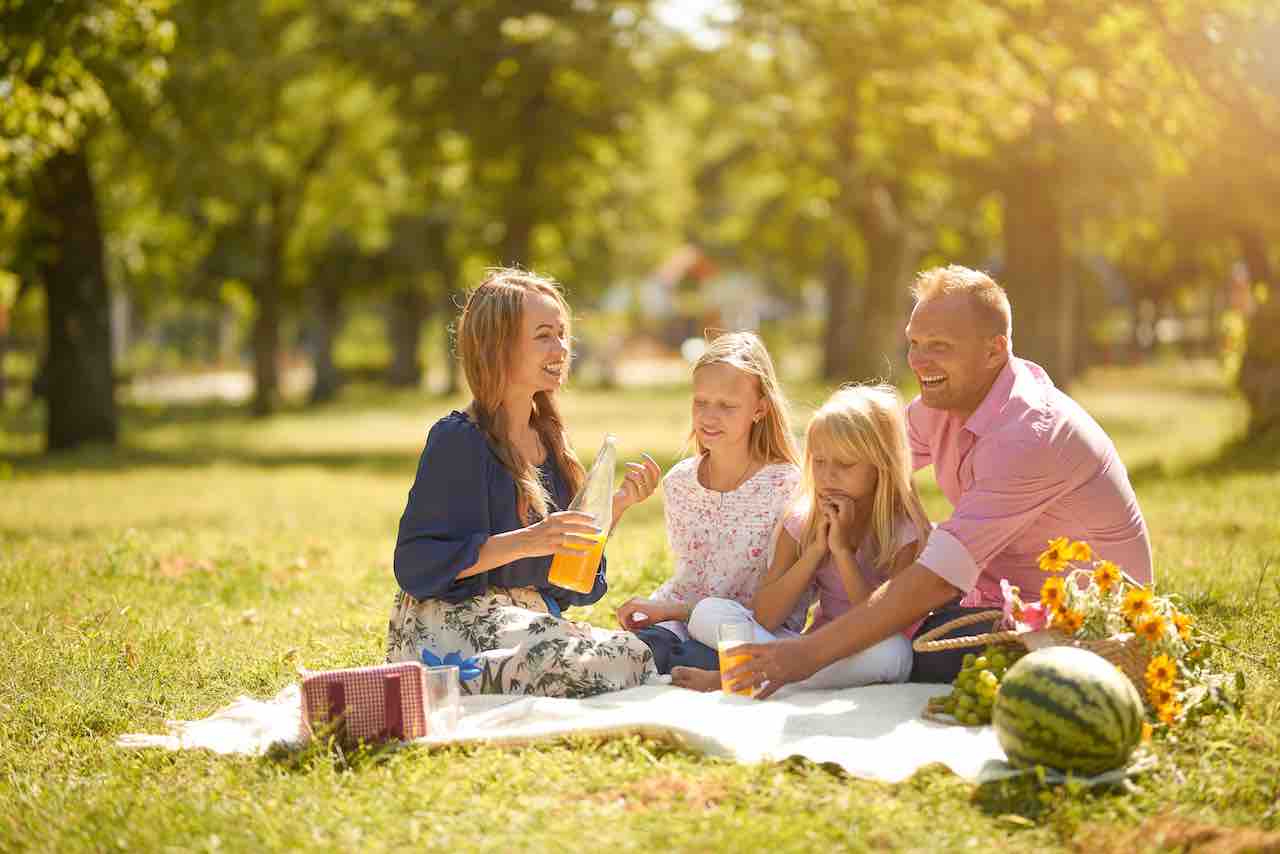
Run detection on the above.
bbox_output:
[992,646,1144,775]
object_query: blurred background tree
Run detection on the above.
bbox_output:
[2,0,1278,449]
[1,0,174,449]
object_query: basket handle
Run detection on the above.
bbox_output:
[911,610,1020,653]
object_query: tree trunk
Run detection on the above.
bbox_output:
[436,223,463,395]
[0,303,8,407]
[848,184,915,382]
[441,286,461,395]
[1001,154,1075,385]
[1237,229,1280,436]
[31,149,118,451]
[386,286,428,388]
[821,243,859,381]
[308,281,343,405]
[502,211,533,270]
[251,190,284,417]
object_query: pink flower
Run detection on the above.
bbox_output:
[1000,578,1050,631]
[1017,601,1051,631]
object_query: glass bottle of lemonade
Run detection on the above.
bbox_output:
[547,434,616,593]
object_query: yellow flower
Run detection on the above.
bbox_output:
[1093,561,1121,593]
[1141,722,1153,743]
[1038,536,1071,573]
[1068,540,1092,562]
[1122,587,1155,621]
[1052,608,1084,635]
[1148,684,1175,708]
[1172,611,1193,640]
[1136,615,1166,644]
[1157,700,1183,726]
[1040,576,1066,611]
[1145,654,1177,688]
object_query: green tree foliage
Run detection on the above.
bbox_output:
[0,0,173,450]
[322,0,671,385]
[148,0,409,414]
[1146,1,1280,434]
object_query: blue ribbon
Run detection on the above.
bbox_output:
[420,649,483,682]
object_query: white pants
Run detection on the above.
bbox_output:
[687,597,913,689]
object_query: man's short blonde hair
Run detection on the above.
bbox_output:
[911,265,1012,339]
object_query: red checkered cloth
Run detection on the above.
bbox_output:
[300,662,428,743]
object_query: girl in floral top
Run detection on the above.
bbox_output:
[678,384,933,692]
[615,332,803,674]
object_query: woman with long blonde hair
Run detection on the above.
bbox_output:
[676,383,932,692]
[615,332,805,675]
[386,268,663,697]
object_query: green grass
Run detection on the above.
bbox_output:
[1,361,1278,852]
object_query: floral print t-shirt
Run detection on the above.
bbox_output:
[650,456,806,637]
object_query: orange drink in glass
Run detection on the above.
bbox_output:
[548,532,607,593]
[717,621,756,696]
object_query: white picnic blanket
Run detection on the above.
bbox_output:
[118,680,1013,783]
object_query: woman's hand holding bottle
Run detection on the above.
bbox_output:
[521,511,602,558]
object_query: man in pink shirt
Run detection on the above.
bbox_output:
[727,265,1153,694]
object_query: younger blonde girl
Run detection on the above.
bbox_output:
[678,383,932,691]
[616,332,805,673]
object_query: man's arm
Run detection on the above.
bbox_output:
[724,562,960,698]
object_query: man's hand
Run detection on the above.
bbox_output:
[721,637,821,699]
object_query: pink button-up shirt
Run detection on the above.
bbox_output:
[908,357,1153,608]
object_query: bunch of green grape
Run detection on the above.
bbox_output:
[928,643,1027,726]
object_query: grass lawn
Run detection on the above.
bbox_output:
[1,360,1278,852]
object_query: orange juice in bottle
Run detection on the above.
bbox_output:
[547,435,615,594]
[548,531,607,593]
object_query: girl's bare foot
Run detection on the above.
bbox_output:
[671,666,722,692]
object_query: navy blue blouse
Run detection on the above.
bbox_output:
[393,410,608,609]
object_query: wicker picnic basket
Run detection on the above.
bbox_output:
[912,610,1152,713]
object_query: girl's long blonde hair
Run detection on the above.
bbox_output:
[457,268,585,523]
[799,384,931,572]
[690,332,800,467]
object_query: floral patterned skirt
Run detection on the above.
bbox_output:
[386,587,657,699]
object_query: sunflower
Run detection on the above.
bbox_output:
[1067,540,1092,562]
[1145,654,1177,688]
[1038,536,1071,573]
[1136,614,1167,643]
[1172,611,1193,641]
[1148,683,1175,709]
[1122,587,1155,621]
[1157,700,1183,726]
[1093,560,1121,593]
[1039,576,1067,611]
[1053,608,1085,635]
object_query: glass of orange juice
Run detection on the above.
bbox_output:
[717,621,756,696]
[547,531,607,593]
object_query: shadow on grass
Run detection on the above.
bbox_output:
[1,431,690,478]
[1,384,460,436]
[0,443,420,476]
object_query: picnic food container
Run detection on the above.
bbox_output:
[300,661,430,743]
